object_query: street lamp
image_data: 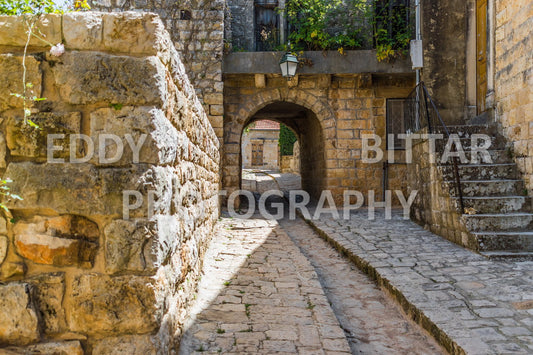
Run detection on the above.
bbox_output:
[279,52,299,80]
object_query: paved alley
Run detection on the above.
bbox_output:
[179,211,444,354]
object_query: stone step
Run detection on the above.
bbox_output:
[462,213,533,231]
[434,135,506,151]
[472,231,533,252]
[434,124,495,137]
[479,250,533,261]
[444,179,525,197]
[441,163,518,181]
[438,150,511,165]
[453,196,528,213]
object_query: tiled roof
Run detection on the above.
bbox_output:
[252,120,280,130]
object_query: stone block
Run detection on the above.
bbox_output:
[68,274,157,336]
[104,219,156,274]
[14,233,97,268]
[102,12,169,56]
[63,12,103,50]
[209,104,224,116]
[3,341,84,355]
[90,106,179,166]
[91,334,156,355]
[13,215,99,268]
[5,111,81,158]
[3,162,154,217]
[254,74,266,88]
[0,261,26,280]
[28,273,66,335]
[204,92,223,105]
[0,54,41,111]
[52,52,166,106]
[0,283,40,345]
[0,14,61,48]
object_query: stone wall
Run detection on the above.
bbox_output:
[223,73,414,204]
[422,0,468,124]
[407,131,472,249]
[494,0,533,195]
[0,13,219,353]
[89,0,225,141]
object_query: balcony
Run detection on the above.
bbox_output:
[223,50,413,75]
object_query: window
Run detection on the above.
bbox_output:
[375,0,412,43]
[255,0,280,51]
[386,98,409,150]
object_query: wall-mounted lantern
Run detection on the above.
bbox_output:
[279,52,299,80]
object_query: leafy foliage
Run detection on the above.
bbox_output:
[283,0,413,61]
[284,0,369,52]
[279,124,297,156]
[0,0,63,15]
[0,0,90,15]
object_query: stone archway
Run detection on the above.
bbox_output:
[223,88,337,202]
[240,102,325,199]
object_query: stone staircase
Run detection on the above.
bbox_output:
[436,125,533,260]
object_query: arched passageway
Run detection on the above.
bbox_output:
[228,101,326,201]
[244,102,325,199]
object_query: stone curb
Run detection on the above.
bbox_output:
[302,216,466,355]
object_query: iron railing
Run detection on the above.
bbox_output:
[405,82,465,213]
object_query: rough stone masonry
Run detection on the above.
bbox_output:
[0,12,219,353]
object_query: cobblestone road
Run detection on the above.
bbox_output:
[179,211,444,354]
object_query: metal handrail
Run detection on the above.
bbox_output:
[407,82,465,214]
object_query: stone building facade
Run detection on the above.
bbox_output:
[0,13,219,353]
[241,120,280,170]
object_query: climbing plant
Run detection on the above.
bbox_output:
[279,124,297,156]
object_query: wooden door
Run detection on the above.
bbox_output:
[476,0,488,114]
[252,142,263,166]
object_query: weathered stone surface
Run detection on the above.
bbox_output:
[0,261,25,280]
[90,106,179,166]
[5,112,81,158]
[13,216,99,268]
[0,14,61,48]
[28,273,66,335]
[104,219,156,274]
[0,55,41,111]
[68,274,157,336]
[0,236,7,265]
[3,162,153,217]
[2,340,84,355]
[63,12,103,50]
[91,334,156,355]
[52,52,166,106]
[102,12,168,56]
[0,283,40,345]
[15,234,91,267]
[0,12,220,351]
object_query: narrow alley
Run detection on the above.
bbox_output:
[179,207,445,354]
